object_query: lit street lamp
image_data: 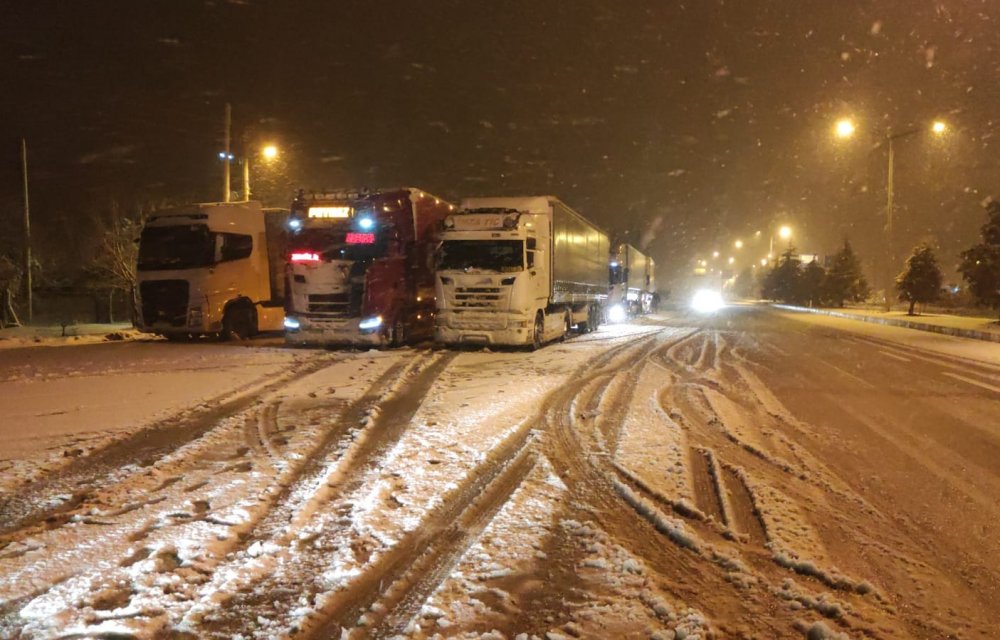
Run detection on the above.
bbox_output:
[769,225,792,257]
[243,143,281,202]
[835,118,856,139]
[836,118,947,308]
[734,239,744,249]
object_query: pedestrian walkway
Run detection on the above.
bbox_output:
[774,304,1000,343]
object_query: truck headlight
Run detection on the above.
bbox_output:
[283,316,301,331]
[358,315,383,332]
[188,306,203,327]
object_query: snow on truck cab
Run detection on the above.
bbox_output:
[434,196,610,349]
[136,201,289,340]
[283,188,453,347]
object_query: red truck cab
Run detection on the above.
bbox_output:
[284,188,453,347]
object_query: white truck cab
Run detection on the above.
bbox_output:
[435,196,608,349]
[136,201,287,339]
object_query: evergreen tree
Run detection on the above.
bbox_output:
[959,200,1000,321]
[761,248,801,303]
[896,243,943,316]
[824,240,870,307]
[799,260,827,307]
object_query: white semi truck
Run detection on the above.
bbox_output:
[434,196,609,349]
[608,243,656,319]
[136,201,288,340]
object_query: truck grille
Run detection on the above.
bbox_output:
[451,286,506,309]
[308,292,350,314]
[140,280,189,327]
[447,311,509,330]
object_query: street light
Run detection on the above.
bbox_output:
[835,118,948,309]
[243,143,281,202]
[769,225,792,257]
[835,118,856,139]
[712,251,720,259]
[734,239,744,249]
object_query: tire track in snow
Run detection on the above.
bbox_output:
[0,354,407,636]
[297,331,666,638]
[0,353,339,540]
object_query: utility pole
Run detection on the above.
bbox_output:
[21,138,32,323]
[885,136,896,311]
[223,102,232,203]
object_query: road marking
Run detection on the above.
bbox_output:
[941,372,1000,394]
[878,349,911,363]
[820,361,877,389]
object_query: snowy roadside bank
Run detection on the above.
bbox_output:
[0,323,144,350]
[774,303,1000,343]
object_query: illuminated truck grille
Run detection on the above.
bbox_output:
[140,280,189,327]
[451,286,504,308]
[308,292,350,315]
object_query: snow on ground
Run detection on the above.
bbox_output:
[778,311,1000,367]
[0,342,301,492]
[252,328,656,637]
[0,323,142,350]
[411,456,712,640]
[614,362,697,513]
[2,349,402,638]
[814,305,1000,336]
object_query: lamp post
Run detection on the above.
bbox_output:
[836,118,946,309]
[240,144,280,202]
[768,225,792,260]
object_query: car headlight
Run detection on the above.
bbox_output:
[691,289,725,314]
[608,304,627,323]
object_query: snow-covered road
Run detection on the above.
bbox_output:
[1,309,998,639]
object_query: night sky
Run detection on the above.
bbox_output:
[3,0,999,288]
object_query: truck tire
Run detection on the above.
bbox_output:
[561,312,571,341]
[223,304,256,341]
[531,311,544,351]
[388,316,406,348]
[588,304,601,333]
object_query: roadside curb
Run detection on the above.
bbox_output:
[772,304,1000,344]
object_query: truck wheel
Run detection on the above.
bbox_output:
[223,305,256,341]
[588,305,600,333]
[389,317,406,348]
[531,312,544,351]
[561,312,571,341]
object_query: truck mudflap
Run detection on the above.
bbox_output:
[285,316,384,347]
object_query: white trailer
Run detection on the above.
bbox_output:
[136,201,288,340]
[434,196,609,349]
[608,243,656,319]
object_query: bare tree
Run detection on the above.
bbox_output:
[88,199,155,322]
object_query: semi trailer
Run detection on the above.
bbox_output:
[434,196,609,349]
[608,243,656,319]
[283,188,453,347]
[136,201,288,340]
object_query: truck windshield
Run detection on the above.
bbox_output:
[438,240,524,272]
[293,227,389,261]
[138,225,215,271]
